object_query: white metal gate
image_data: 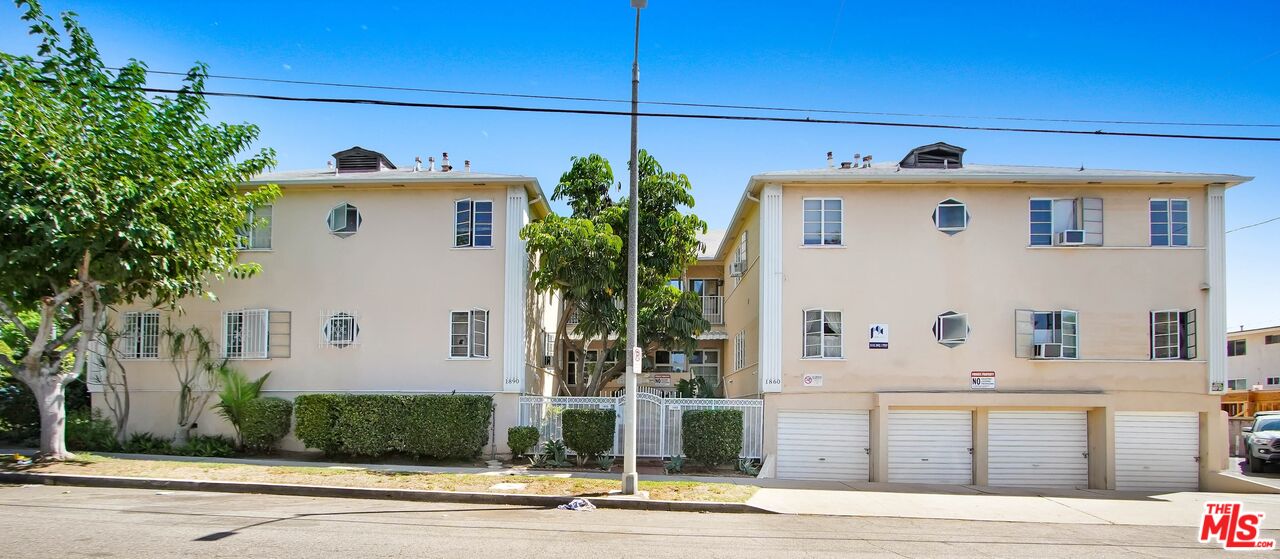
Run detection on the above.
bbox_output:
[988,411,1089,489]
[519,394,763,458]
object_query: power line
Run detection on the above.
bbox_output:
[120,67,1280,130]
[134,85,1280,142]
[1228,215,1280,233]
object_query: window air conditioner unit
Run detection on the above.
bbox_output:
[1033,343,1064,359]
[730,261,745,277]
[1056,230,1086,245]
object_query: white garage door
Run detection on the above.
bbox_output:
[988,411,1089,489]
[889,410,973,484]
[776,411,869,481]
[1115,412,1199,491]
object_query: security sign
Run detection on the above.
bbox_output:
[802,374,824,387]
[970,371,996,390]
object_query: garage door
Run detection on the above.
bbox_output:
[889,410,973,484]
[988,411,1089,488]
[1115,412,1199,491]
[776,411,869,481]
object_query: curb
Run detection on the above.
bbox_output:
[0,472,766,514]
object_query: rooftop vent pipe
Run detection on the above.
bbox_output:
[441,152,452,173]
[840,161,853,169]
[464,160,471,173]
[427,156,435,172]
[826,151,833,168]
[414,156,422,172]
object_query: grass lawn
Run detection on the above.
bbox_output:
[1,454,757,503]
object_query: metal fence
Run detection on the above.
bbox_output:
[518,394,763,459]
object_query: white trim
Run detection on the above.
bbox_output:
[319,310,359,349]
[503,186,528,391]
[450,308,491,360]
[1207,185,1227,393]
[802,308,844,359]
[454,198,496,249]
[759,184,783,393]
[120,311,161,360]
[935,199,968,232]
[1026,245,1204,250]
[801,197,844,246]
[1149,197,1190,247]
[734,330,747,372]
[222,309,270,359]
[1150,309,1182,360]
[327,203,360,237]
[936,312,969,344]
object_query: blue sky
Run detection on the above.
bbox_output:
[2,1,1277,328]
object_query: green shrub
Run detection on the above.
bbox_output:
[507,426,539,458]
[561,408,615,461]
[681,409,742,468]
[294,394,493,460]
[125,432,175,455]
[180,435,236,457]
[240,397,292,452]
[66,409,119,452]
[294,394,342,453]
[0,376,38,441]
[212,367,270,447]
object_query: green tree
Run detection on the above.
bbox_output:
[0,1,277,459]
[523,151,708,396]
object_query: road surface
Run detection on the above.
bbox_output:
[0,484,1250,558]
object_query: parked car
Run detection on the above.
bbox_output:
[1243,411,1280,473]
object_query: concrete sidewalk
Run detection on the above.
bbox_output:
[9,448,1280,527]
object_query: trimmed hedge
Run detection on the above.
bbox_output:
[561,408,615,459]
[293,394,493,459]
[682,409,743,468]
[507,426,539,457]
[241,397,293,452]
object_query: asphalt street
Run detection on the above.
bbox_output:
[0,484,1254,558]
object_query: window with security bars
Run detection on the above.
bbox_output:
[1150,309,1196,360]
[121,311,160,359]
[450,309,488,358]
[734,330,747,371]
[223,309,270,358]
[454,199,493,248]
[803,309,842,358]
[321,312,359,348]
[542,330,555,367]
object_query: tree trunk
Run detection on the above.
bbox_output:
[32,376,73,460]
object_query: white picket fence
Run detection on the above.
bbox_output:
[518,393,763,459]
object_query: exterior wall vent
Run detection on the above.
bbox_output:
[332,146,396,174]
[900,142,965,169]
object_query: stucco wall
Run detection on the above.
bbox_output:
[1226,328,1280,389]
[722,203,761,398]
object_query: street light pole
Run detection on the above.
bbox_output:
[622,0,645,496]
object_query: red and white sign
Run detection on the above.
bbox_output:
[650,373,672,387]
[1200,502,1274,550]
[802,374,823,387]
[970,371,996,390]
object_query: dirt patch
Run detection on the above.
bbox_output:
[4,454,757,503]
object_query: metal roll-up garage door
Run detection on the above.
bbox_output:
[988,411,1089,488]
[889,410,973,484]
[1115,412,1199,491]
[776,411,869,481]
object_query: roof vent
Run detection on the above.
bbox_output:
[332,146,396,173]
[900,142,965,169]
[441,152,452,173]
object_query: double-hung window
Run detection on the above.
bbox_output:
[1028,198,1103,246]
[450,309,489,358]
[803,199,843,246]
[1267,377,1280,387]
[121,311,160,359]
[803,309,843,358]
[689,350,720,388]
[1150,309,1196,360]
[454,199,493,248]
[1014,309,1078,359]
[1150,199,1188,247]
[224,309,269,358]
[1229,339,1246,357]
[236,205,273,250]
[1228,378,1249,391]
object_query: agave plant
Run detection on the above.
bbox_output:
[212,367,270,448]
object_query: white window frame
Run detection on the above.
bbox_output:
[802,309,843,359]
[224,309,270,359]
[935,312,969,345]
[1267,377,1280,387]
[121,311,160,360]
[1023,309,1078,360]
[734,330,747,371]
[1229,339,1246,357]
[653,350,687,372]
[1029,197,1102,247]
[236,205,273,251]
[449,309,489,359]
[327,203,361,237]
[1228,378,1249,391]
[934,200,968,232]
[1149,198,1189,247]
[689,349,720,388]
[1150,309,1182,360]
[320,311,359,349]
[542,330,555,367]
[730,230,748,286]
[802,198,844,246]
[454,198,494,248]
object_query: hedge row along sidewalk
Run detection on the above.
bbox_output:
[0,454,759,506]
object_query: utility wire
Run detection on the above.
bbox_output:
[135,85,1280,142]
[1227,215,1280,233]
[119,67,1280,129]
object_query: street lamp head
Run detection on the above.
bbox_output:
[631,0,647,8]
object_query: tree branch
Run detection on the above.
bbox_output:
[0,299,30,338]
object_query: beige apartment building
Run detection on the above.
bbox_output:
[1225,325,1280,391]
[96,147,553,454]
[705,142,1248,490]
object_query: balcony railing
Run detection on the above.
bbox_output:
[701,295,723,325]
